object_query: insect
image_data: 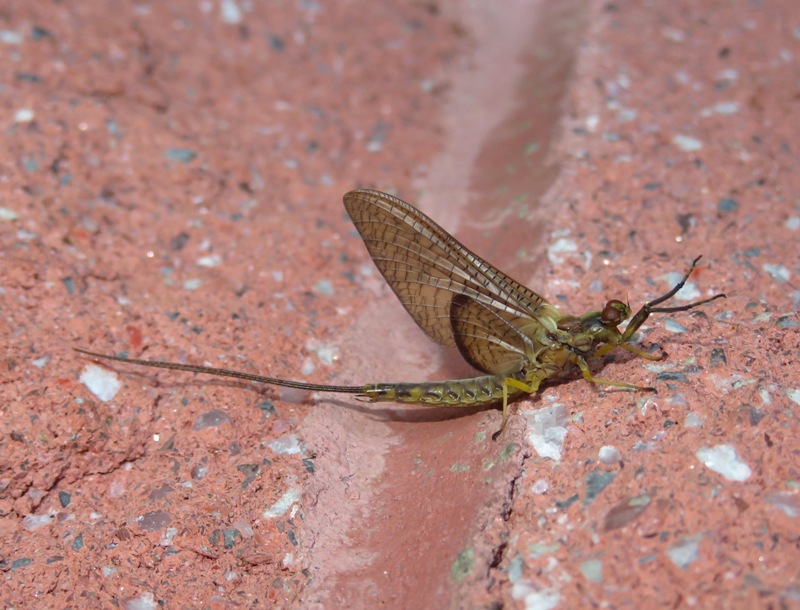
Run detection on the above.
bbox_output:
[76,189,725,438]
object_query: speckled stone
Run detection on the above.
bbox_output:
[1,0,798,609]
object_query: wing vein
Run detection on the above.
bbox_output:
[344,189,551,349]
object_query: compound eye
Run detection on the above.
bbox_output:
[601,299,627,324]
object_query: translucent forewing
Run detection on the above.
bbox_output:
[343,189,552,374]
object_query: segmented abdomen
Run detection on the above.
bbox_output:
[360,374,520,407]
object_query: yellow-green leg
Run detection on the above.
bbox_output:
[595,340,662,361]
[492,377,540,439]
[576,357,656,392]
[616,342,663,361]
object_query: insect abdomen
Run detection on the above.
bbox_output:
[360,375,512,407]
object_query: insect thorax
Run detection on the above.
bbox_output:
[548,308,627,360]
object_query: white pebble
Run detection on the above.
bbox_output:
[598,445,621,464]
[263,488,300,518]
[672,134,703,151]
[80,364,122,402]
[696,444,751,481]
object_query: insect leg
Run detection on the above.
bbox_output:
[493,383,511,441]
[492,377,538,440]
[576,357,656,392]
[613,342,663,361]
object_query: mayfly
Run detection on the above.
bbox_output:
[76,189,725,437]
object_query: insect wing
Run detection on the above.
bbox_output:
[449,294,530,375]
[343,189,551,349]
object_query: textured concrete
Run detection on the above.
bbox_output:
[1,1,798,609]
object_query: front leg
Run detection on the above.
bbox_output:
[576,356,656,392]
